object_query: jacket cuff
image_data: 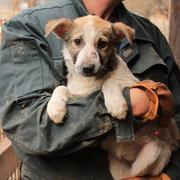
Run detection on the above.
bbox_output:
[131,80,173,127]
[111,87,136,142]
[122,87,144,123]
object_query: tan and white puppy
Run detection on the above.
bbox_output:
[45,15,179,179]
[46,15,137,122]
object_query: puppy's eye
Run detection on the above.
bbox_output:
[74,39,82,46]
[98,40,108,49]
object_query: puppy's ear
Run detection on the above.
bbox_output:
[45,18,73,38]
[112,22,135,44]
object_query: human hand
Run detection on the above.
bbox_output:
[130,87,149,118]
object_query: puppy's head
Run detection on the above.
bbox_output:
[45,15,135,77]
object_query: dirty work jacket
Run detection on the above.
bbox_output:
[0,0,180,179]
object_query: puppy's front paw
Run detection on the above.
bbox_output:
[47,86,69,124]
[105,97,128,120]
[47,99,67,124]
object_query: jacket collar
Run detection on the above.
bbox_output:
[73,0,88,16]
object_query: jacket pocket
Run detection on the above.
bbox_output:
[11,40,43,98]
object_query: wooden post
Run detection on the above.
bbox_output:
[169,0,180,67]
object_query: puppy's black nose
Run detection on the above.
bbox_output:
[83,64,95,75]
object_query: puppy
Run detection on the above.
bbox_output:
[45,15,179,179]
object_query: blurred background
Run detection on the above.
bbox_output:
[0,0,169,41]
[124,0,169,37]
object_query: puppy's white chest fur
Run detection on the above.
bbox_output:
[67,73,103,96]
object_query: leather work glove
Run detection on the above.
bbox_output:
[123,173,171,180]
[131,80,173,127]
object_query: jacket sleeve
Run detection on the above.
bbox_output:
[0,16,112,156]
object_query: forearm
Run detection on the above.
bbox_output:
[1,89,112,155]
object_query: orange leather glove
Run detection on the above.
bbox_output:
[131,80,173,127]
[123,173,171,180]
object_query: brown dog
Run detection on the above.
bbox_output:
[45,15,179,179]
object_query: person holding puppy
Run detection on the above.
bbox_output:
[0,0,180,179]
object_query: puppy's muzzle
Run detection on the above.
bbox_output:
[82,64,95,76]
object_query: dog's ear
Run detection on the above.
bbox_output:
[112,22,135,44]
[45,18,73,38]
